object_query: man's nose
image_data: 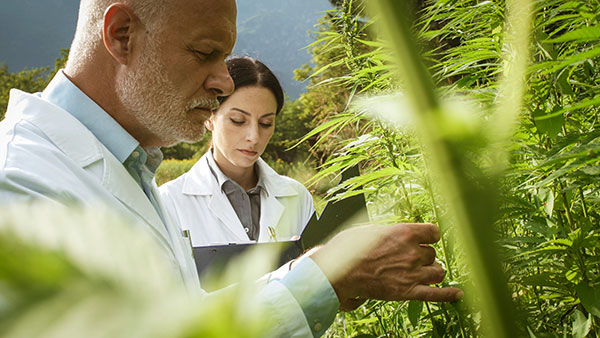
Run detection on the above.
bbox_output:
[205,62,234,97]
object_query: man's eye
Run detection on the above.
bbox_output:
[194,50,213,60]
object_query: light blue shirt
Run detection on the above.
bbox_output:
[42,71,163,216]
[281,258,340,337]
[41,71,138,163]
[40,71,339,337]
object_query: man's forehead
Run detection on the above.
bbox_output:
[167,0,237,21]
[164,0,237,49]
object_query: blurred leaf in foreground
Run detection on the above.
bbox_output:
[0,203,270,338]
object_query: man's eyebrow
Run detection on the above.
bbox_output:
[231,108,276,118]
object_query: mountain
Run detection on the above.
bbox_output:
[0,0,332,99]
[235,0,332,98]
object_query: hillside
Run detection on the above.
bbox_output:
[0,0,332,99]
[235,0,332,99]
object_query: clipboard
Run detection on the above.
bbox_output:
[192,165,369,287]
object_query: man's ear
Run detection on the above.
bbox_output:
[103,4,140,65]
[204,118,214,131]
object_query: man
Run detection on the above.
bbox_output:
[0,0,462,336]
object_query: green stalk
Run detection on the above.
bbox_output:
[426,180,454,281]
[489,0,536,171]
[579,188,589,219]
[367,1,534,337]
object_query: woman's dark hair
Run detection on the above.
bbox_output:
[218,57,285,114]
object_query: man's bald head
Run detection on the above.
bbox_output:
[66,0,167,72]
[64,0,237,147]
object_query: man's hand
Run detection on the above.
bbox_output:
[309,223,463,311]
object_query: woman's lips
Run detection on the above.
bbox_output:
[238,149,258,156]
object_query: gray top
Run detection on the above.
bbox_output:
[206,151,265,241]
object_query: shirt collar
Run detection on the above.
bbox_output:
[41,70,139,163]
[206,149,266,193]
[143,146,164,173]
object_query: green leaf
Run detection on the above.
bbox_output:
[521,272,561,288]
[350,317,379,325]
[533,107,564,139]
[545,25,600,43]
[565,266,583,283]
[571,310,592,338]
[575,283,600,318]
[537,187,554,217]
[408,300,423,327]
[556,70,574,95]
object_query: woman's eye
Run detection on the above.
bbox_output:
[260,122,273,128]
[230,118,244,125]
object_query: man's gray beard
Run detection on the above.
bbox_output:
[115,41,218,147]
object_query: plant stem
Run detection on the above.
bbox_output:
[367,0,535,337]
[579,188,589,219]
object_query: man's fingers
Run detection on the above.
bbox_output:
[419,262,446,284]
[419,244,436,266]
[397,223,441,245]
[339,297,367,312]
[410,285,464,302]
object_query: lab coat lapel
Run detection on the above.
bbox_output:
[102,154,171,244]
[259,191,285,241]
[16,90,172,246]
[185,153,250,241]
[207,187,249,241]
[150,182,200,290]
[255,158,299,241]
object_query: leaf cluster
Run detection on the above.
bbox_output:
[301,0,600,336]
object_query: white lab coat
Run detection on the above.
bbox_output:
[0,88,199,291]
[159,152,315,246]
[0,88,324,337]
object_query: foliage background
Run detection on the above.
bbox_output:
[1,0,599,336]
[297,0,600,337]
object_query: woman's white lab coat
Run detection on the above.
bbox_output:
[159,152,314,246]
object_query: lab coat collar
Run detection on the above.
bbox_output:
[7,88,103,168]
[205,149,266,195]
[181,152,299,197]
[41,70,139,163]
[6,89,172,248]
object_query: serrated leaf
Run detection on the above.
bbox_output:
[545,25,600,43]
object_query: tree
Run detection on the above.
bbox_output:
[0,49,68,121]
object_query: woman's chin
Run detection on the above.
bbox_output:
[231,157,257,169]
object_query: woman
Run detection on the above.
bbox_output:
[159,57,314,246]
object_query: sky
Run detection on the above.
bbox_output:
[0,0,332,98]
[0,0,79,72]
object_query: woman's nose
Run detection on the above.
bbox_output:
[245,124,259,143]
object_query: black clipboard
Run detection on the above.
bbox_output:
[192,165,369,288]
